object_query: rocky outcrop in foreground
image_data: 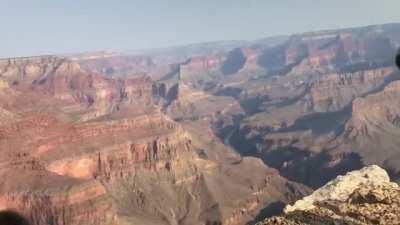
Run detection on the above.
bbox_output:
[259,165,400,225]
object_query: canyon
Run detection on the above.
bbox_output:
[0,56,308,225]
[1,23,400,225]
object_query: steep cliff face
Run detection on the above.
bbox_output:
[233,66,395,134]
[259,165,400,225]
[347,80,400,136]
[308,67,394,112]
[0,112,307,225]
[254,26,397,78]
[177,47,263,84]
[164,82,243,121]
[180,55,224,77]
[0,56,157,121]
[158,25,400,193]
[226,68,398,187]
[336,80,400,178]
[76,54,155,77]
[210,24,400,189]
[0,56,309,225]
[224,66,395,150]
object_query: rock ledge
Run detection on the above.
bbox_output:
[259,165,400,225]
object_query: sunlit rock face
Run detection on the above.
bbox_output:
[284,165,393,213]
[69,24,400,191]
[0,56,309,225]
[259,165,400,225]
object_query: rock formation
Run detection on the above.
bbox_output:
[2,23,400,225]
[0,56,309,225]
[209,24,400,188]
[258,165,400,225]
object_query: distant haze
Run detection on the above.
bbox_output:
[2,0,400,58]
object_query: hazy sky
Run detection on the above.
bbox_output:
[2,0,400,57]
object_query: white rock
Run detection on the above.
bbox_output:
[284,165,398,213]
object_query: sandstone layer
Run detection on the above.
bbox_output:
[0,56,309,225]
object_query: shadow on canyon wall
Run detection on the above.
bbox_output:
[221,48,247,75]
[245,201,286,225]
